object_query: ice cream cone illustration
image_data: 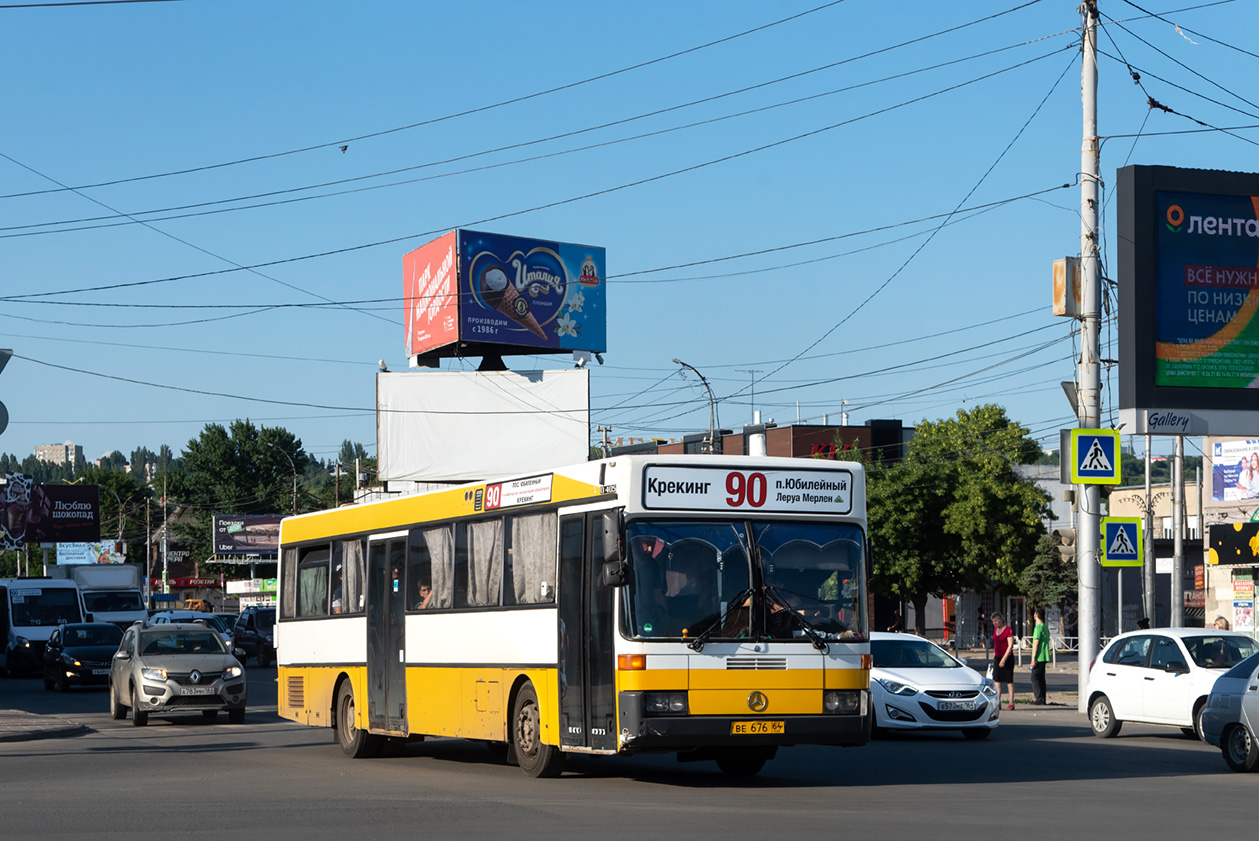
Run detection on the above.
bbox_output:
[479,265,547,340]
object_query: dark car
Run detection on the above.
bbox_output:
[42,622,124,692]
[233,607,275,667]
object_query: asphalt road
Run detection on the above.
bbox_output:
[0,663,1249,840]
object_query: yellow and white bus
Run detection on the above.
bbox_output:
[276,454,871,777]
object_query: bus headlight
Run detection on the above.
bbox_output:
[644,692,688,714]
[824,690,861,714]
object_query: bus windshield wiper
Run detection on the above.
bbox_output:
[763,585,830,653]
[687,586,753,652]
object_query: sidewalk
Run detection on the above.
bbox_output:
[956,647,1082,711]
[0,709,88,743]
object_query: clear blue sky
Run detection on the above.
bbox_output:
[2,0,1256,468]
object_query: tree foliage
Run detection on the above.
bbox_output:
[1019,533,1078,613]
[863,404,1052,634]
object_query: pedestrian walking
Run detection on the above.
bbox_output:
[991,611,1015,711]
[1029,607,1050,705]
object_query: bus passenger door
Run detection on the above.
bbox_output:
[367,538,408,734]
[558,513,617,752]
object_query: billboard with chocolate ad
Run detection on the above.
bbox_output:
[1,473,100,549]
[404,229,606,358]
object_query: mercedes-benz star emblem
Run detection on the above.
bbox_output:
[190,670,202,684]
[747,691,769,712]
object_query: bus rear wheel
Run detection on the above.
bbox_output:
[336,681,381,759]
[511,683,565,778]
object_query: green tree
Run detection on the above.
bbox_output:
[1019,533,1078,614]
[168,420,309,574]
[865,404,1052,634]
[72,465,152,564]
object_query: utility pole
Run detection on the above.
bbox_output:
[1076,0,1102,711]
[1172,435,1184,626]
[736,369,762,424]
[673,358,717,454]
[596,425,612,458]
[1143,434,1155,622]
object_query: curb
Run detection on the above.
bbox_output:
[0,710,89,743]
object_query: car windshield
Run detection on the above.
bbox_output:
[140,631,226,655]
[622,520,865,643]
[1183,635,1259,669]
[1224,651,1259,680]
[65,625,123,647]
[83,591,144,612]
[871,638,960,669]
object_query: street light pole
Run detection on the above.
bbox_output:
[269,443,298,514]
[673,358,716,454]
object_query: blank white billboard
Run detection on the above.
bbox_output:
[377,369,590,483]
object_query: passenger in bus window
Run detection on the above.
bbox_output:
[415,580,433,610]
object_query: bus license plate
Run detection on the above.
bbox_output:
[731,720,784,735]
[180,686,215,696]
[938,701,974,711]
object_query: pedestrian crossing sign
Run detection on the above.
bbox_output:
[1101,517,1143,567]
[1070,428,1121,485]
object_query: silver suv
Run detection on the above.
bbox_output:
[109,622,247,726]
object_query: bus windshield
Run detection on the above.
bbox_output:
[9,587,84,627]
[623,520,865,644]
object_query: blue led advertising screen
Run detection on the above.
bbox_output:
[457,230,606,355]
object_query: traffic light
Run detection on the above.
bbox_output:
[1052,528,1076,563]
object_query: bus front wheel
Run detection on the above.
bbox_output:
[511,683,565,778]
[336,681,381,759]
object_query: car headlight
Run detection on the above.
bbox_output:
[874,678,918,697]
[62,653,77,664]
[222,665,243,680]
[981,683,998,698]
[16,636,30,648]
[141,667,167,681]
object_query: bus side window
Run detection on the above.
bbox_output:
[297,546,331,618]
[465,519,504,608]
[510,512,557,605]
[421,526,454,610]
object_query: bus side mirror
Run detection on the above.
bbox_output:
[600,561,628,589]
[600,511,623,564]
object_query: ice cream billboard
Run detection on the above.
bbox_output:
[1,474,100,549]
[404,231,459,357]
[213,514,283,556]
[404,229,606,358]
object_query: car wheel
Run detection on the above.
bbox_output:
[130,686,148,727]
[1192,702,1207,742]
[202,710,218,724]
[335,681,380,758]
[1222,724,1259,773]
[109,681,126,720]
[228,708,245,725]
[43,672,54,691]
[511,682,565,778]
[259,649,272,669]
[962,728,992,740]
[1089,695,1121,738]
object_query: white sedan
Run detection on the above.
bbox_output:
[869,632,1000,739]
[1201,651,1259,771]
[1085,627,1258,740]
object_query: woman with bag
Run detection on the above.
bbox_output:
[991,612,1016,711]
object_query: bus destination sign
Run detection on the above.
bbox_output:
[642,466,852,515]
[484,474,553,511]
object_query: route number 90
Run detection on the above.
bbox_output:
[726,471,767,508]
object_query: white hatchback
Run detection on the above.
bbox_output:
[1085,628,1258,740]
[869,632,1000,739]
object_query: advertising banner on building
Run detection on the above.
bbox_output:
[1213,439,1259,500]
[1208,521,1259,565]
[56,542,126,565]
[2,474,100,549]
[212,514,283,556]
